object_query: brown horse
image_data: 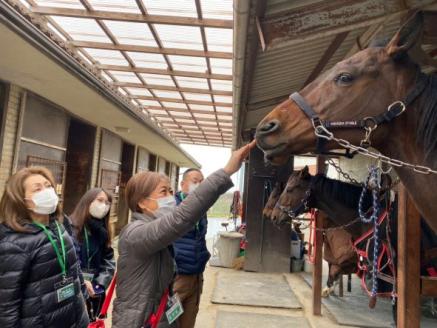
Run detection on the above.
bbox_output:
[272,167,358,293]
[255,13,437,232]
[262,181,284,219]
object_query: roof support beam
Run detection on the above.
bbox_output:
[261,0,437,49]
[114,82,232,96]
[133,95,232,107]
[98,64,232,80]
[32,6,233,28]
[70,40,232,59]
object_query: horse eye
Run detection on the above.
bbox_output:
[286,187,294,193]
[335,73,354,85]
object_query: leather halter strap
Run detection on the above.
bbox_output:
[289,72,429,156]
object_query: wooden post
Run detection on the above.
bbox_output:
[397,184,421,328]
[312,210,324,315]
[312,156,326,315]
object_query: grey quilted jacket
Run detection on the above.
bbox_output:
[112,169,233,328]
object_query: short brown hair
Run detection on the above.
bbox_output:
[125,171,169,212]
[0,166,62,232]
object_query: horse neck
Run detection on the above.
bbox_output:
[378,108,437,232]
[310,176,360,225]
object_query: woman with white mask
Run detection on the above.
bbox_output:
[70,187,115,322]
[112,141,255,328]
[0,166,89,328]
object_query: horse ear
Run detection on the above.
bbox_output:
[386,11,423,59]
[300,166,310,179]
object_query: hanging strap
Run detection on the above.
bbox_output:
[146,288,169,328]
[97,273,116,318]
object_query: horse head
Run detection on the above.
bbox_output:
[271,166,312,224]
[262,181,284,219]
[256,13,424,165]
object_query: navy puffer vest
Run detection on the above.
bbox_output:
[173,192,210,275]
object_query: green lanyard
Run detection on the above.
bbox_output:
[83,226,95,270]
[33,221,67,277]
[180,193,199,231]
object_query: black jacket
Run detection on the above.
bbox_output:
[74,218,115,288]
[0,217,89,328]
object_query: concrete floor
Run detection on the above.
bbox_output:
[195,265,353,328]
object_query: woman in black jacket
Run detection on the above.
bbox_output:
[70,187,116,321]
[0,166,89,328]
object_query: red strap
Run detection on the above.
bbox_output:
[98,273,117,317]
[147,289,169,328]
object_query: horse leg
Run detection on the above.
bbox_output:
[338,275,344,297]
[347,273,352,292]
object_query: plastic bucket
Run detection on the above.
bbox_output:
[216,232,243,268]
[290,240,302,259]
[291,258,304,272]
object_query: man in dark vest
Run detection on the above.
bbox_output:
[173,168,210,328]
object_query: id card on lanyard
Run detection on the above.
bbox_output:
[33,221,75,303]
[82,226,96,281]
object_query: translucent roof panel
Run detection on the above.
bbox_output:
[153,90,182,99]
[205,28,233,52]
[153,25,203,51]
[85,49,129,65]
[87,0,141,13]
[138,99,161,107]
[213,95,232,104]
[125,88,152,97]
[108,71,142,83]
[128,52,168,70]
[201,0,233,19]
[33,0,85,10]
[167,55,207,73]
[142,0,197,18]
[210,79,232,91]
[140,74,175,87]
[26,0,234,147]
[161,102,188,109]
[175,77,209,90]
[183,93,212,102]
[209,58,232,75]
[50,17,111,43]
[104,21,158,47]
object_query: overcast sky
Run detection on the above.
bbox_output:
[179,144,239,191]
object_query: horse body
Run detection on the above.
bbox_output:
[255,12,437,232]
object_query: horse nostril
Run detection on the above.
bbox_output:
[257,119,280,136]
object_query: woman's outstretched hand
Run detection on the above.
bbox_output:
[224,140,256,175]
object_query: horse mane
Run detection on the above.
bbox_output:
[311,174,372,209]
[368,37,437,164]
[416,73,437,164]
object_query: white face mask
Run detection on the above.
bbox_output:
[29,187,59,215]
[148,195,177,209]
[188,183,200,194]
[89,201,110,219]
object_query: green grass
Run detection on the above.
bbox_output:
[207,192,234,218]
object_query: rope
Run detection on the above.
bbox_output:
[358,165,381,306]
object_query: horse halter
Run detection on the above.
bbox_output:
[276,181,314,219]
[289,72,429,156]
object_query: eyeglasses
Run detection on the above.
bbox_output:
[96,199,111,206]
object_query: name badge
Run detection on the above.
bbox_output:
[166,294,184,324]
[55,277,75,303]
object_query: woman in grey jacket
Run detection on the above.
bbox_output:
[112,142,254,328]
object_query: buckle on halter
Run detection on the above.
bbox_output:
[387,101,406,117]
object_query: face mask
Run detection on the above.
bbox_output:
[148,195,177,210]
[188,183,200,194]
[30,187,59,215]
[89,201,110,219]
